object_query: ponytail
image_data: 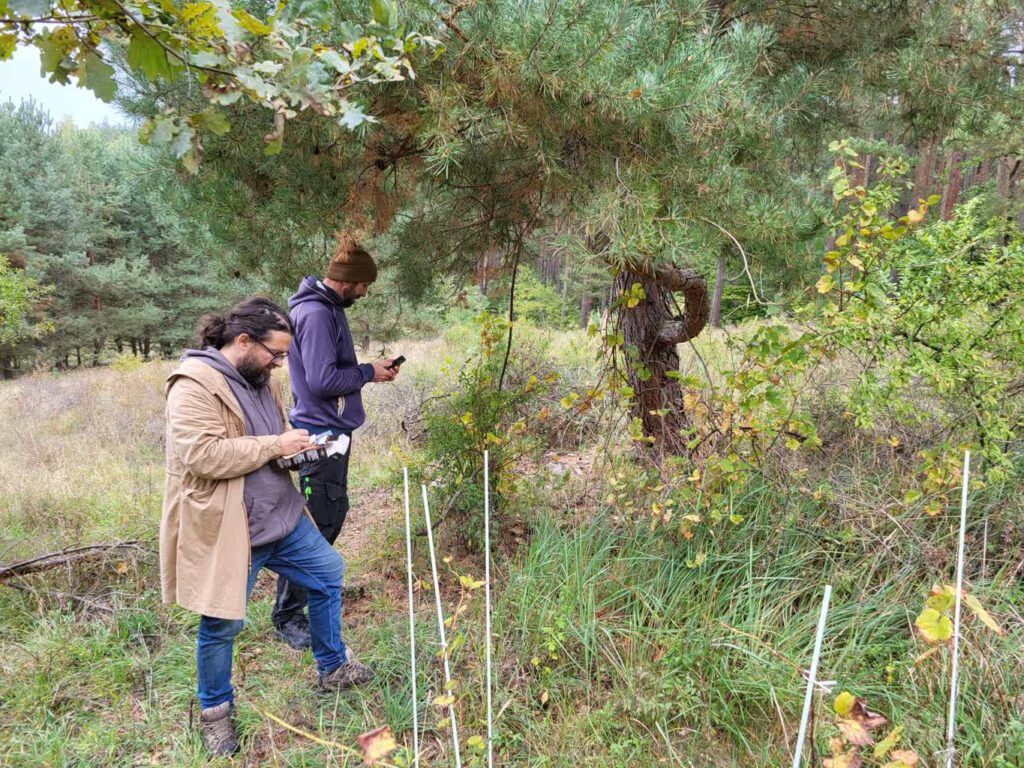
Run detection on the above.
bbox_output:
[197,313,229,348]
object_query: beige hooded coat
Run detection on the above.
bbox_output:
[159,358,285,620]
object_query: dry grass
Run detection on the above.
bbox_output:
[0,362,173,561]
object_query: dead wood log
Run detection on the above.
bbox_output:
[0,541,150,583]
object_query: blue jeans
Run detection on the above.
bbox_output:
[196,515,347,709]
[273,430,352,629]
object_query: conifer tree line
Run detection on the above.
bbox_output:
[0,101,261,377]
[1,0,1022,389]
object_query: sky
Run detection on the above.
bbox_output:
[0,46,130,127]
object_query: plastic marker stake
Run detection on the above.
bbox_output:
[422,484,462,768]
[484,451,494,768]
[946,451,971,768]
[792,584,833,768]
[403,469,420,768]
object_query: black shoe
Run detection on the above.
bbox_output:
[274,617,312,650]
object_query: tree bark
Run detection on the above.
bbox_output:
[978,160,990,186]
[580,293,592,329]
[560,253,571,326]
[478,251,490,296]
[912,139,938,206]
[92,337,105,367]
[614,264,709,458]
[942,151,962,220]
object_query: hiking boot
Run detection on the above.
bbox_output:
[318,657,375,691]
[274,617,312,650]
[199,702,240,757]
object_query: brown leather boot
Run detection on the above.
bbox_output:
[318,657,375,691]
[199,702,240,756]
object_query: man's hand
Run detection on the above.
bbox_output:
[371,360,399,383]
[278,429,312,456]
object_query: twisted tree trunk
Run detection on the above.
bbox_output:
[614,264,710,458]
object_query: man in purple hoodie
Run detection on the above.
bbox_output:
[273,235,399,649]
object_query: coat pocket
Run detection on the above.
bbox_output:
[182,483,226,544]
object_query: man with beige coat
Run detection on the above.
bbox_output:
[160,296,372,757]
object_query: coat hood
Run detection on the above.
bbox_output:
[289,276,347,311]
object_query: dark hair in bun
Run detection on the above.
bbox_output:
[197,297,293,349]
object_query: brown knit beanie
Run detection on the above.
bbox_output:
[326,234,378,284]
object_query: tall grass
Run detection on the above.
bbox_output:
[1,326,1022,767]
[472,481,1024,765]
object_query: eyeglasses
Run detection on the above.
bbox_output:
[253,338,288,363]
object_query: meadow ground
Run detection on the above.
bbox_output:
[0,330,1022,767]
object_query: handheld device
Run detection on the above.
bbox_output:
[276,432,350,470]
[386,355,406,370]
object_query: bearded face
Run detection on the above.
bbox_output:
[334,281,369,308]
[237,349,274,388]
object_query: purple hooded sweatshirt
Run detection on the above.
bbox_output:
[287,276,375,433]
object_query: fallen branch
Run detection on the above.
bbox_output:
[0,541,150,583]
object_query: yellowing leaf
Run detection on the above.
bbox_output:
[915,607,953,643]
[433,694,454,707]
[357,725,397,766]
[538,690,550,705]
[883,749,920,767]
[873,725,905,759]
[458,574,485,590]
[905,208,925,225]
[685,552,706,569]
[925,587,955,612]
[963,591,1005,636]
[816,274,835,294]
[0,34,16,61]
[233,8,272,35]
[115,561,129,574]
[834,691,857,717]
[180,2,222,38]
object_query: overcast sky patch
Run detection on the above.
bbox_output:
[0,46,129,128]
